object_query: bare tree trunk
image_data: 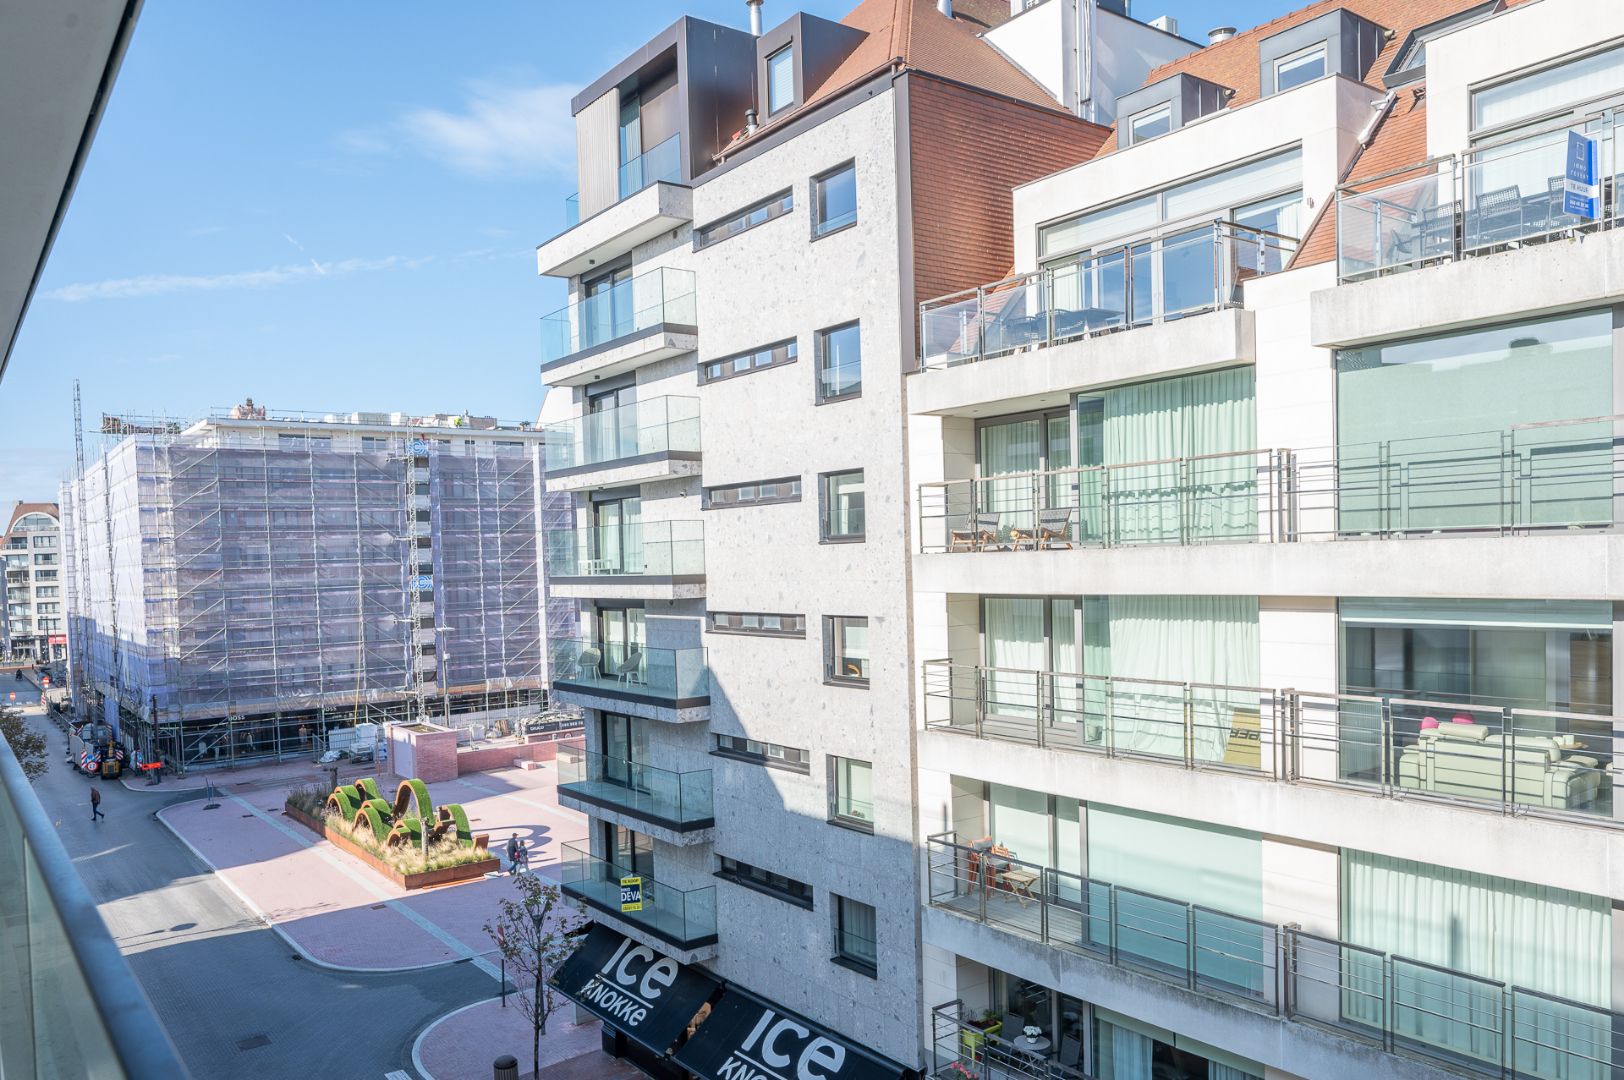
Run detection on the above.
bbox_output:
[534,962,543,1079]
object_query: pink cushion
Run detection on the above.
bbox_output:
[1419,716,1440,730]
[1451,713,1475,725]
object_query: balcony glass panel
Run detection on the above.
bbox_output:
[617,133,682,200]
[556,746,713,827]
[544,520,704,578]
[558,841,716,947]
[540,267,696,366]
[563,192,579,228]
[543,395,700,473]
[549,638,708,704]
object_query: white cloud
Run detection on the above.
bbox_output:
[42,255,429,302]
[393,80,578,178]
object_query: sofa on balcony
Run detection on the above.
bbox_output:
[1395,721,1603,811]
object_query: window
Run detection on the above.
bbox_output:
[33,587,58,598]
[1473,43,1624,135]
[716,857,814,908]
[833,896,877,975]
[828,756,873,830]
[767,45,794,115]
[812,162,857,237]
[693,190,793,251]
[713,734,811,773]
[30,536,54,548]
[823,616,869,685]
[702,476,801,509]
[700,339,796,384]
[34,571,56,581]
[35,603,58,615]
[819,470,865,541]
[815,322,861,402]
[1274,43,1327,92]
[31,555,55,566]
[708,611,806,637]
[1128,104,1172,144]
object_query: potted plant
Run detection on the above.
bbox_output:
[960,1010,1001,1057]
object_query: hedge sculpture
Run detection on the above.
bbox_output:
[322,776,487,851]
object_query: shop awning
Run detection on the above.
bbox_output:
[552,924,721,1055]
[674,984,914,1080]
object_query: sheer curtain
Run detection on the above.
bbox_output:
[984,598,1045,723]
[1096,1020,1153,1080]
[1209,1064,1260,1080]
[979,420,1042,536]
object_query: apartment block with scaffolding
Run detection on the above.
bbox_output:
[60,405,575,770]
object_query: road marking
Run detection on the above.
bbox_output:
[385,1071,412,1080]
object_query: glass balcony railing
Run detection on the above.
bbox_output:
[558,841,716,949]
[542,395,700,473]
[921,660,1619,825]
[556,745,714,829]
[925,833,1616,1080]
[919,220,1297,368]
[540,266,697,367]
[1,733,190,1078]
[563,192,579,228]
[549,638,709,705]
[544,520,705,579]
[1337,108,1622,282]
[618,133,682,199]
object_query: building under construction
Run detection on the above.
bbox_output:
[60,403,575,769]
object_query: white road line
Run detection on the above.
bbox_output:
[384,1071,412,1080]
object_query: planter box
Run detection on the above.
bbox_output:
[283,801,497,890]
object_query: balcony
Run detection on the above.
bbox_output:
[539,267,697,385]
[544,521,705,600]
[540,136,690,279]
[542,395,700,492]
[556,744,714,838]
[1,730,191,1078]
[558,841,717,956]
[924,833,1617,1080]
[921,660,1619,827]
[1337,111,1620,284]
[548,638,709,718]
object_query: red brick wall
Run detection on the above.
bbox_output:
[454,735,583,776]
[906,75,1109,320]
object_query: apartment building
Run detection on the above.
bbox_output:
[61,407,560,770]
[535,1,1207,1074]
[909,1,1624,1078]
[2,502,65,664]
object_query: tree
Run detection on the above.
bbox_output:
[483,872,582,1079]
[0,705,47,782]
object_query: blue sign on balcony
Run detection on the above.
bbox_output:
[412,574,433,592]
[1564,130,1600,219]
[409,439,428,456]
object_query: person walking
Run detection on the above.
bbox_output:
[90,785,104,822]
[505,832,521,874]
[514,839,530,877]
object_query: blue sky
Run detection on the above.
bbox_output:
[2,0,1286,509]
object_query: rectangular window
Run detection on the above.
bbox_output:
[833,896,878,975]
[700,339,796,384]
[815,321,861,403]
[31,555,55,566]
[33,587,58,598]
[716,856,814,908]
[1473,43,1624,133]
[702,476,801,509]
[828,756,873,830]
[812,162,857,237]
[34,570,56,581]
[708,611,806,637]
[767,45,794,115]
[819,470,865,541]
[693,190,793,251]
[1128,104,1172,144]
[713,734,811,773]
[1274,43,1327,92]
[30,536,54,548]
[824,616,870,685]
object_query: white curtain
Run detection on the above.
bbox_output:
[1344,851,1610,1078]
[984,598,1045,724]
[979,420,1042,535]
[1097,1020,1153,1080]
[1209,1065,1260,1080]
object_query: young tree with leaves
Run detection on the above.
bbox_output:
[483,871,583,1079]
[0,705,46,782]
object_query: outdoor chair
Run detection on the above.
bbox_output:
[576,646,601,680]
[1466,185,1524,248]
[1057,1036,1082,1069]
[616,648,645,686]
[1011,506,1075,550]
[948,512,1001,552]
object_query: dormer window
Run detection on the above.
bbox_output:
[1274,43,1328,92]
[1128,105,1172,144]
[1113,73,1228,147]
[767,45,795,115]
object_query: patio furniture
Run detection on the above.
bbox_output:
[1026,507,1075,550]
[1394,721,1602,810]
[615,648,645,686]
[581,557,615,575]
[1466,185,1525,248]
[1003,867,1040,906]
[1052,307,1121,340]
[1058,1036,1082,1069]
[576,647,601,679]
[949,512,1001,552]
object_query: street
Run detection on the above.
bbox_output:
[23,704,493,1080]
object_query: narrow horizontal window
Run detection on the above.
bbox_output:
[713,734,811,773]
[717,856,814,908]
[708,611,806,637]
[703,476,801,509]
[694,190,793,251]
[700,339,797,384]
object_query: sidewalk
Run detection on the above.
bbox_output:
[413,998,643,1080]
[118,753,369,794]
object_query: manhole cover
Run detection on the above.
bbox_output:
[237,1034,270,1051]
[369,903,387,910]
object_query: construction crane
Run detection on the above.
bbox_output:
[71,381,95,723]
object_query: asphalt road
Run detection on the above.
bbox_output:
[23,704,493,1080]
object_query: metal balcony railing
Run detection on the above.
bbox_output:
[556,744,714,829]
[921,660,1620,828]
[558,841,716,949]
[540,266,696,367]
[925,833,1618,1080]
[543,520,705,579]
[542,395,700,473]
[548,638,709,705]
[918,220,1297,369]
[1337,105,1623,282]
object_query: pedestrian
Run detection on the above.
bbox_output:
[505,832,520,873]
[515,840,530,876]
[90,785,104,822]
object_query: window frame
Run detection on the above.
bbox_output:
[823,615,871,687]
[818,469,866,543]
[832,895,878,977]
[693,189,793,252]
[767,44,795,116]
[702,476,802,510]
[827,755,874,832]
[716,856,815,909]
[1273,42,1328,93]
[712,733,812,774]
[814,320,863,404]
[699,338,797,385]
[1127,104,1172,145]
[707,611,807,638]
[811,160,858,239]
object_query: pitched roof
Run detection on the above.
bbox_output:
[5,502,58,534]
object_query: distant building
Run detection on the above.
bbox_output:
[2,502,64,663]
[61,407,572,769]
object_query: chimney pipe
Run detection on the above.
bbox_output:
[937,0,951,15]
[1208,26,1236,44]
[747,0,763,36]
[744,107,758,135]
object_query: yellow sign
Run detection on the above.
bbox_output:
[619,875,644,913]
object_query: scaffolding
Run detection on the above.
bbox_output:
[62,409,570,770]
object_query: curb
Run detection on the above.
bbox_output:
[410,995,506,1080]
[152,801,494,977]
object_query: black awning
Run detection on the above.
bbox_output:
[673,984,914,1080]
[552,924,721,1055]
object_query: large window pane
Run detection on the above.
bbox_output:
[817,322,862,401]
[767,46,794,115]
[814,163,857,235]
[1473,43,1624,131]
